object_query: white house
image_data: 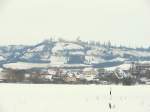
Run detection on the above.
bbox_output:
[82,67,98,81]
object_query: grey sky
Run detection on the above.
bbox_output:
[0,0,150,47]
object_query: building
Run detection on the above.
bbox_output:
[82,67,98,81]
[63,72,77,83]
[134,63,150,71]
[131,62,150,76]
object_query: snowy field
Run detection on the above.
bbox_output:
[0,84,150,112]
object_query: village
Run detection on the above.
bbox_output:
[0,62,150,85]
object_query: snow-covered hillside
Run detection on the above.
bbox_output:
[105,63,131,71]
[0,56,6,61]
[3,62,49,70]
[1,39,150,67]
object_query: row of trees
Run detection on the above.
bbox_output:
[48,37,150,51]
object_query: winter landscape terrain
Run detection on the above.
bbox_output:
[1,0,150,111]
[0,38,150,66]
[1,38,150,84]
[0,84,150,112]
[0,39,150,111]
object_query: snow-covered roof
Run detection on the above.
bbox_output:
[48,69,57,75]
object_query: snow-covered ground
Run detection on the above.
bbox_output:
[105,63,131,71]
[0,56,5,61]
[0,68,3,72]
[3,62,91,70]
[3,62,49,70]
[0,84,150,112]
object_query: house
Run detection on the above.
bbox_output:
[131,62,150,76]
[47,69,58,81]
[82,67,98,81]
[48,68,65,82]
[63,72,77,83]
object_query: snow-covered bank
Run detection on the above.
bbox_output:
[0,84,150,112]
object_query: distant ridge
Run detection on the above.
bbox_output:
[0,38,150,67]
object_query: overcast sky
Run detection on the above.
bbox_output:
[0,0,150,47]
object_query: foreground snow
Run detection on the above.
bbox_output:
[0,84,150,112]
